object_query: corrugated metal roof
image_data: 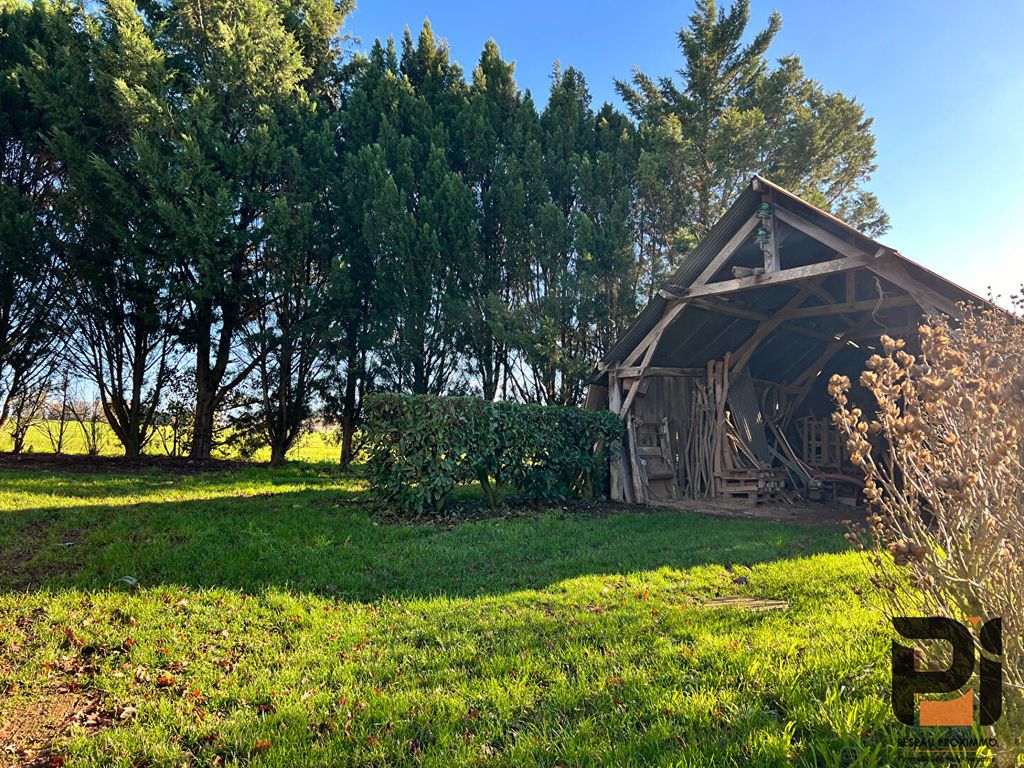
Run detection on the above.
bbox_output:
[600,183,761,366]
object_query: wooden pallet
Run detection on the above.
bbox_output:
[797,417,842,469]
[715,468,786,505]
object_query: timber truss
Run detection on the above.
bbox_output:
[601,176,972,421]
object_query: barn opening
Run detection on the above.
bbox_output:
[587,176,990,508]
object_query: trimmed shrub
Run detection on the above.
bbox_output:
[363,393,622,515]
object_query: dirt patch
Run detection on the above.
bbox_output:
[0,687,103,767]
[0,451,258,476]
[652,497,866,528]
[0,518,84,591]
[0,518,84,593]
[1,626,132,766]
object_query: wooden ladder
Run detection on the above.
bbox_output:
[627,416,678,503]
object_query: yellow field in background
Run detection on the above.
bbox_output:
[0,422,341,463]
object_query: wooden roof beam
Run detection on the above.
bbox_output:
[670,253,875,301]
[784,293,920,320]
[689,297,769,321]
[690,294,881,349]
[868,258,963,319]
[774,201,965,319]
[626,216,761,368]
[784,314,880,423]
[615,366,708,378]
[616,215,762,415]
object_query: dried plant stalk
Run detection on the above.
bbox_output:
[831,295,1023,754]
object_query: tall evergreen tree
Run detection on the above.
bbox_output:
[581,103,640,355]
[336,25,475,401]
[375,23,475,395]
[616,0,888,279]
[0,0,69,429]
[458,41,545,400]
[25,0,178,457]
[505,66,637,406]
[230,0,351,465]
[126,0,351,459]
[322,40,398,467]
[236,94,345,465]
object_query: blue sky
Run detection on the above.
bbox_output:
[345,1,1024,302]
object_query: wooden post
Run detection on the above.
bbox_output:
[608,373,626,503]
[659,417,678,500]
[760,194,780,273]
[626,416,647,505]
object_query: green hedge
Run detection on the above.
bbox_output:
[363,393,623,514]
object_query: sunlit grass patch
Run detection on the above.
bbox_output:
[0,466,913,766]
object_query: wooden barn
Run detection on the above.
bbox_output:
[588,176,991,507]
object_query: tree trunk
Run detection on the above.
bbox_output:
[339,367,358,467]
[480,351,498,401]
[122,432,142,459]
[269,440,287,466]
[190,323,218,461]
[190,391,216,460]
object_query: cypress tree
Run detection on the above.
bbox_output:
[130,0,349,459]
[25,0,177,457]
[0,0,70,429]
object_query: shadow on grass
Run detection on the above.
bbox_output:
[0,478,849,601]
[0,462,356,501]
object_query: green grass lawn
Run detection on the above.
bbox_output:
[0,465,924,766]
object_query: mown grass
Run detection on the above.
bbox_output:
[0,465,928,766]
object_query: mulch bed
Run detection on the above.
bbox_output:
[0,452,260,476]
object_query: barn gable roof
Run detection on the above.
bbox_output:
[600,175,992,375]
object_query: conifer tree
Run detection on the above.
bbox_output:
[458,41,546,400]
[322,39,399,466]
[0,0,69,429]
[25,0,178,457]
[130,0,351,459]
[505,66,637,406]
[616,0,887,278]
[336,25,475,400]
[230,0,351,465]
